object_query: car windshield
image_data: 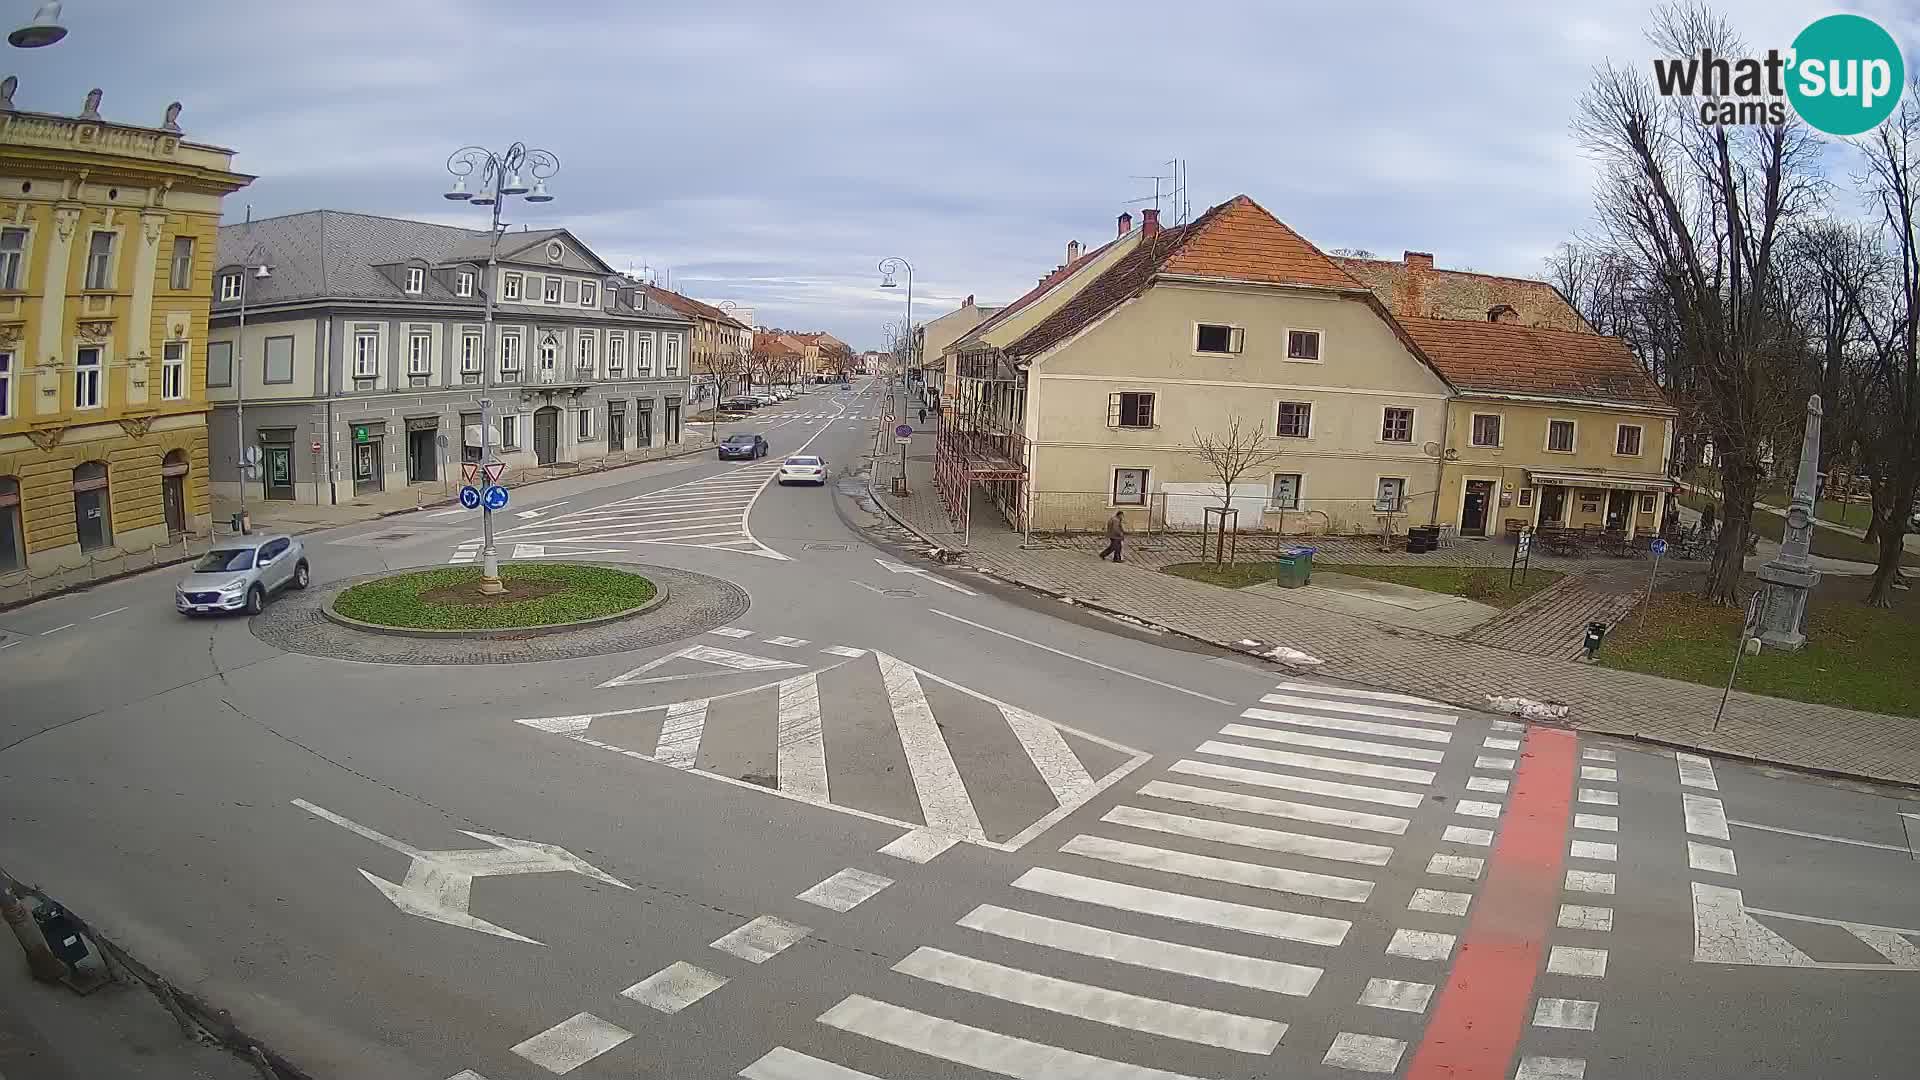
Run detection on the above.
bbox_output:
[786,457,820,466]
[194,548,255,572]
[723,435,757,445]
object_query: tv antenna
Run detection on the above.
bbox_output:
[1126,159,1190,225]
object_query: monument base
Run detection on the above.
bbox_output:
[1754,562,1819,653]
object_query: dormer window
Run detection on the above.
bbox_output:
[581,281,598,307]
[456,271,474,297]
[219,272,241,302]
[405,266,425,294]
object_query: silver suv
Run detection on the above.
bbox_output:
[175,534,309,616]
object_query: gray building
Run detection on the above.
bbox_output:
[206,211,695,505]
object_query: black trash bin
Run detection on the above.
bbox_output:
[1583,621,1608,659]
[1406,526,1440,554]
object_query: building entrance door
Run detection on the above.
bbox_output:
[533,406,561,466]
[407,428,438,483]
[1462,480,1494,537]
[1540,486,1568,526]
[609,409,626,452]
[264,445,294,500]
[353,441,383,495]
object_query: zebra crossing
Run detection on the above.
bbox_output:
[738,679,1528,1079]
[455,461,789,562]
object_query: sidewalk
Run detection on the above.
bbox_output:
[0,959,253,1080]
[875,441,1920,788]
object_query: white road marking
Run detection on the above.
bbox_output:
[601,643,804,687]
[41,623,73,635]
[654,699,709,769]
[1000,702,1096,805]
[740,1047,886,1080]
[1242,706,1452,744]
[765,635,809,647]
[1566,870,1615,894]
[1104,804,1396,865]
[957,903,1322,996]
[1011,866,1350,945]
[1443,825,1495,847]
[1582,748,1616,761]
[1138,779,1410,835]
[1272,680,1452,708]
[1574,814,1618,832]
[874,556,976,595]
[711,916,811,964]
[1323,1032,1407,1073]
[1676,752,1718,790]
[1455,800,1502,818]
[928,610,1234,705]
[1558,904,1613,931]
[1491,719,1527,732]
[1517,1056,1588,1080]
[877,651,984,838]
[1578,788,1617,805]
[849,580,889,595]
[1168,759,1424,808]
[1257,691,1456,725]
[0,641,17,651]
[1483,736,1521,751]
[1358,977,1435,1013]
[1467,776,1510,794]
[893,946,1287,1053]
[1688,842,1737,874]
[621,961,728,1013]
[1547,945,1609,977]
[1409,888,1472,916]
[1386,928,1455,961]
[797,868,893,912]
[1570,840,1617,861]
[710,625,754,637]
[1221,723,1446,763]
[510,1012,632,1074]
[818,995,1208,1080]
[821,645,867,657]
[1532,998,1599,1030]
[1060,833,1375,903]
[1476,755,1516,770]
[511,543,547,558]
[1579,766,1617,781]
[1196,740,1434,785]
[1727,818,1912,853]
[1427,854,1484,879]
[878,829,959,863]
[90,606,128,619]
[776,672,830,802]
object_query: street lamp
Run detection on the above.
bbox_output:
[233,260,272,534]
[8,1,65,48]
[879,256,912,396]
[443,142,559,595]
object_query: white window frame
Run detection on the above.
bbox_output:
[635,332,655,376]
[1270,472,1302,511]
[1615,423,1644,457]
[408,330,432,376]
[0,227,25,290]
[0,350,13,418]
[353,331,381,379]
[580,281,598,308]
[500,414,519,449]
[1284,327,1324,363]
[499,329,523,374]
[502,272,523,301]
[74,346,103,409]
[206,341,233,387]
[1274,400,1313,439]
[455,271,474,297]
[1374,476,1408,513]
[1111,466,1150,507]
[577,405,594,440]
[539,333,559,371]
[161,340,187,400]
[664,334,683,376]
[576,330,597,374]
[607,332,626,376]
[1380,405,1414,444]
[83,229,117,291]
[1107,391,1155,429]
[542,277,562,304]
[1469,412,1503,448]
[405,266,425,295]
[219,272,242,302]
[169,236,194,291]
[461,331,483,375]
[1192,322,1244,356]
[1546,417,1578,453]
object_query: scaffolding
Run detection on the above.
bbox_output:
[934,343,1028,544]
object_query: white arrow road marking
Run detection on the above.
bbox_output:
[510,543,545,558]
[874,557,977,595]
[292,799,629,945]
[515,501,568,519]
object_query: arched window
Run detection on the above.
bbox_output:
[0,475,22,573]
[71,461,112,552]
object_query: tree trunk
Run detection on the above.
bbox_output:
[1866,515,1906,607]
[1705,463,1758,604]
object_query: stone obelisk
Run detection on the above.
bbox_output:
[1754,395,1822,651]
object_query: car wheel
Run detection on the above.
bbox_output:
[293,561,310,590]
[246,585,265,616]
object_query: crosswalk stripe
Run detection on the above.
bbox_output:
[1221,723,1447,764]
[893,946,1287,1053]
[1240,707,1453,744]
[1000,703,1095,804]
[877,652,984,838]
[1195,740,1435,786]
[818,995,1210,1080]
[798,868,893,912]
[1011,866,1350,945]
[1168,759,1424,808]
[621,961,729,1013]
[711,916,812,964]
[1258,691,1457,725]
[1061,833,1375,903]
[655,699,708,769]
[740,1046,888,1080]
[777,673,830,801]
[510,1012,632,1073]
[1272,681,1454,709]
[1137,779,1410,835]
[1104,804,1396,865]
[957,903,1322,996]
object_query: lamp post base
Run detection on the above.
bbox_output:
[478,576,506,596]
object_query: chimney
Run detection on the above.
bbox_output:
[1066,240,1081,265]
[1141,208,1160,238]
[1403,251,1434,317]
[1117,211,1132,238]
[964,293,974,307]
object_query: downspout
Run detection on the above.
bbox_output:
[323,316,337,505]
[1430,402,1452,526]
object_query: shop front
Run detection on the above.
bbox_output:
[1526,469,1673,539]
[350,420,387,495]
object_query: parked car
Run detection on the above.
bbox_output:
[722,396,760,411]
[777,455,827,486]
[719,433,769,460]
[756,393,779,406]
[774,387,795,401]
[176,534,308,616]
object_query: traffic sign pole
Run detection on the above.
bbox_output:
[478,397,504,595]
[1642,538,1666,628]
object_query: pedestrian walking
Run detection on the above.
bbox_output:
[918,407,928,425]
[1701,501,1717,538]
[1100,511,1126,562]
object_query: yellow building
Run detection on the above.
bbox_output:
[0,81,252,577]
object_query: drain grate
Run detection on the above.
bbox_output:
[804,542,852,551]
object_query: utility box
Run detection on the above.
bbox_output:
[1275,547,1315,588]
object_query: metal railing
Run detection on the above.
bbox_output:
[0,529,219,607]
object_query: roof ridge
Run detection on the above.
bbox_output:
[218,207,490,238]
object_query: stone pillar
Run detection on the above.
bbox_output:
[1755,395,1823,651]
[35,206,81,415]
[125,210,167,406]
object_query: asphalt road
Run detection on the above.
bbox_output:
[2,378,1917,1079]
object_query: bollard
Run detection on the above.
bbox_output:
[1583,622,1608,660]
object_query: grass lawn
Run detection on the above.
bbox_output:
[333,563,655,630]
[1597,575,1919,717]
[1676,488,1919,568]
[1163,561,1561,608]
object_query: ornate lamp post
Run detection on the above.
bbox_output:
[443,142,559,595]
[879,257,913,393]
[7,1,65,47]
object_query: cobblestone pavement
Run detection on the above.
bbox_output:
[1466,569,1645,660]
[873,452,1920,788]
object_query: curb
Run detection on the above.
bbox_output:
[320,572,667,639]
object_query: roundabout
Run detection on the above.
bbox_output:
[324,563,661,637]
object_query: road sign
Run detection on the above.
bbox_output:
[353,425,371,443]
[459,485,481,510]
[895,436,912,446]
[435,432,449,449]
[1650,538,1668,556]
[483,485,510,511]
[484,461,507,485]
[241,445,261,466]
[884,414,894,424]
[895,424,913,439]
[460,461,480,485]
[310,437,322,454]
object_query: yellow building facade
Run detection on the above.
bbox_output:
[0,82,251,577]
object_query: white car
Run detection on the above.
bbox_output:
[777,455,827,486]
[774,387,795,401]
[756,393,779,406]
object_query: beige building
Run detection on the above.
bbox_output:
[915,293,999,408]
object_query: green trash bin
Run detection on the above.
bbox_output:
[1274,547,1315,588]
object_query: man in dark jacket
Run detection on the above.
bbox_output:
[1100,511,1126,562]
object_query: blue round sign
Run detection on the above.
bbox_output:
[483,485,510,511]
[458,485,482,510]
[1650,538,1668,556]
[895,424,913,439]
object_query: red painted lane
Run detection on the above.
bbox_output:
[1406,726,1578,1079]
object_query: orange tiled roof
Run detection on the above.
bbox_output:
[1397,317,1670,410]
[1335,256,1593,333]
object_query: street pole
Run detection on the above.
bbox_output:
[1641,544,1663,628]
[1713,592,1763,733]
[478,395,501,593]
[0,863,65,983]
[235,272,247,534]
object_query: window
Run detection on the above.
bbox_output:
[501,414,519,448]
[1271,473,1302,510]
[635,333,655,376]
[502,273,522,301]
[539,334,559,370]
[354,331,380,378]
[1518,487,1534,507]
[607,332,626,376]
[664,334,682,375]
[1275,401,1312,438]
[408,331,432,375]
[500,331,522,374]
[0,475,20,573]
[169,237,195,291]
[206,341,233,387]
[0,227,24,289]
[1547,419,1576,453]
[264,335,294,384]
[1375,477,1407,512]
[1381,407,1413,443]
[1195,323,1242,354]
[542,277,562,304]
[1470,413,1502,448]
[74,346,102,408]
[161,341,186,399]
[577,331,596,374]
[1107,391,1155,428]
[84,231,116,290]
[1639,493,1657,513]
[1286,329,1322,361]
[405,266,424,294]
[1616,424,1643,456]
[456,271,474,298]
[578,406,594,440]
[581,281,598,307]
[219,273,241,302]
[1112,467,1148,506]
[0,352,12,417]
[461,332,482,376]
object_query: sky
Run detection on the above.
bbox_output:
[7,1,1915,350]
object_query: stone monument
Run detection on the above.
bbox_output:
[1754,394,1822,651]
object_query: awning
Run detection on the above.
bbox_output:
[1528,470,1677,493]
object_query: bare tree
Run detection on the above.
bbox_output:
[1191,415,1290,564]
